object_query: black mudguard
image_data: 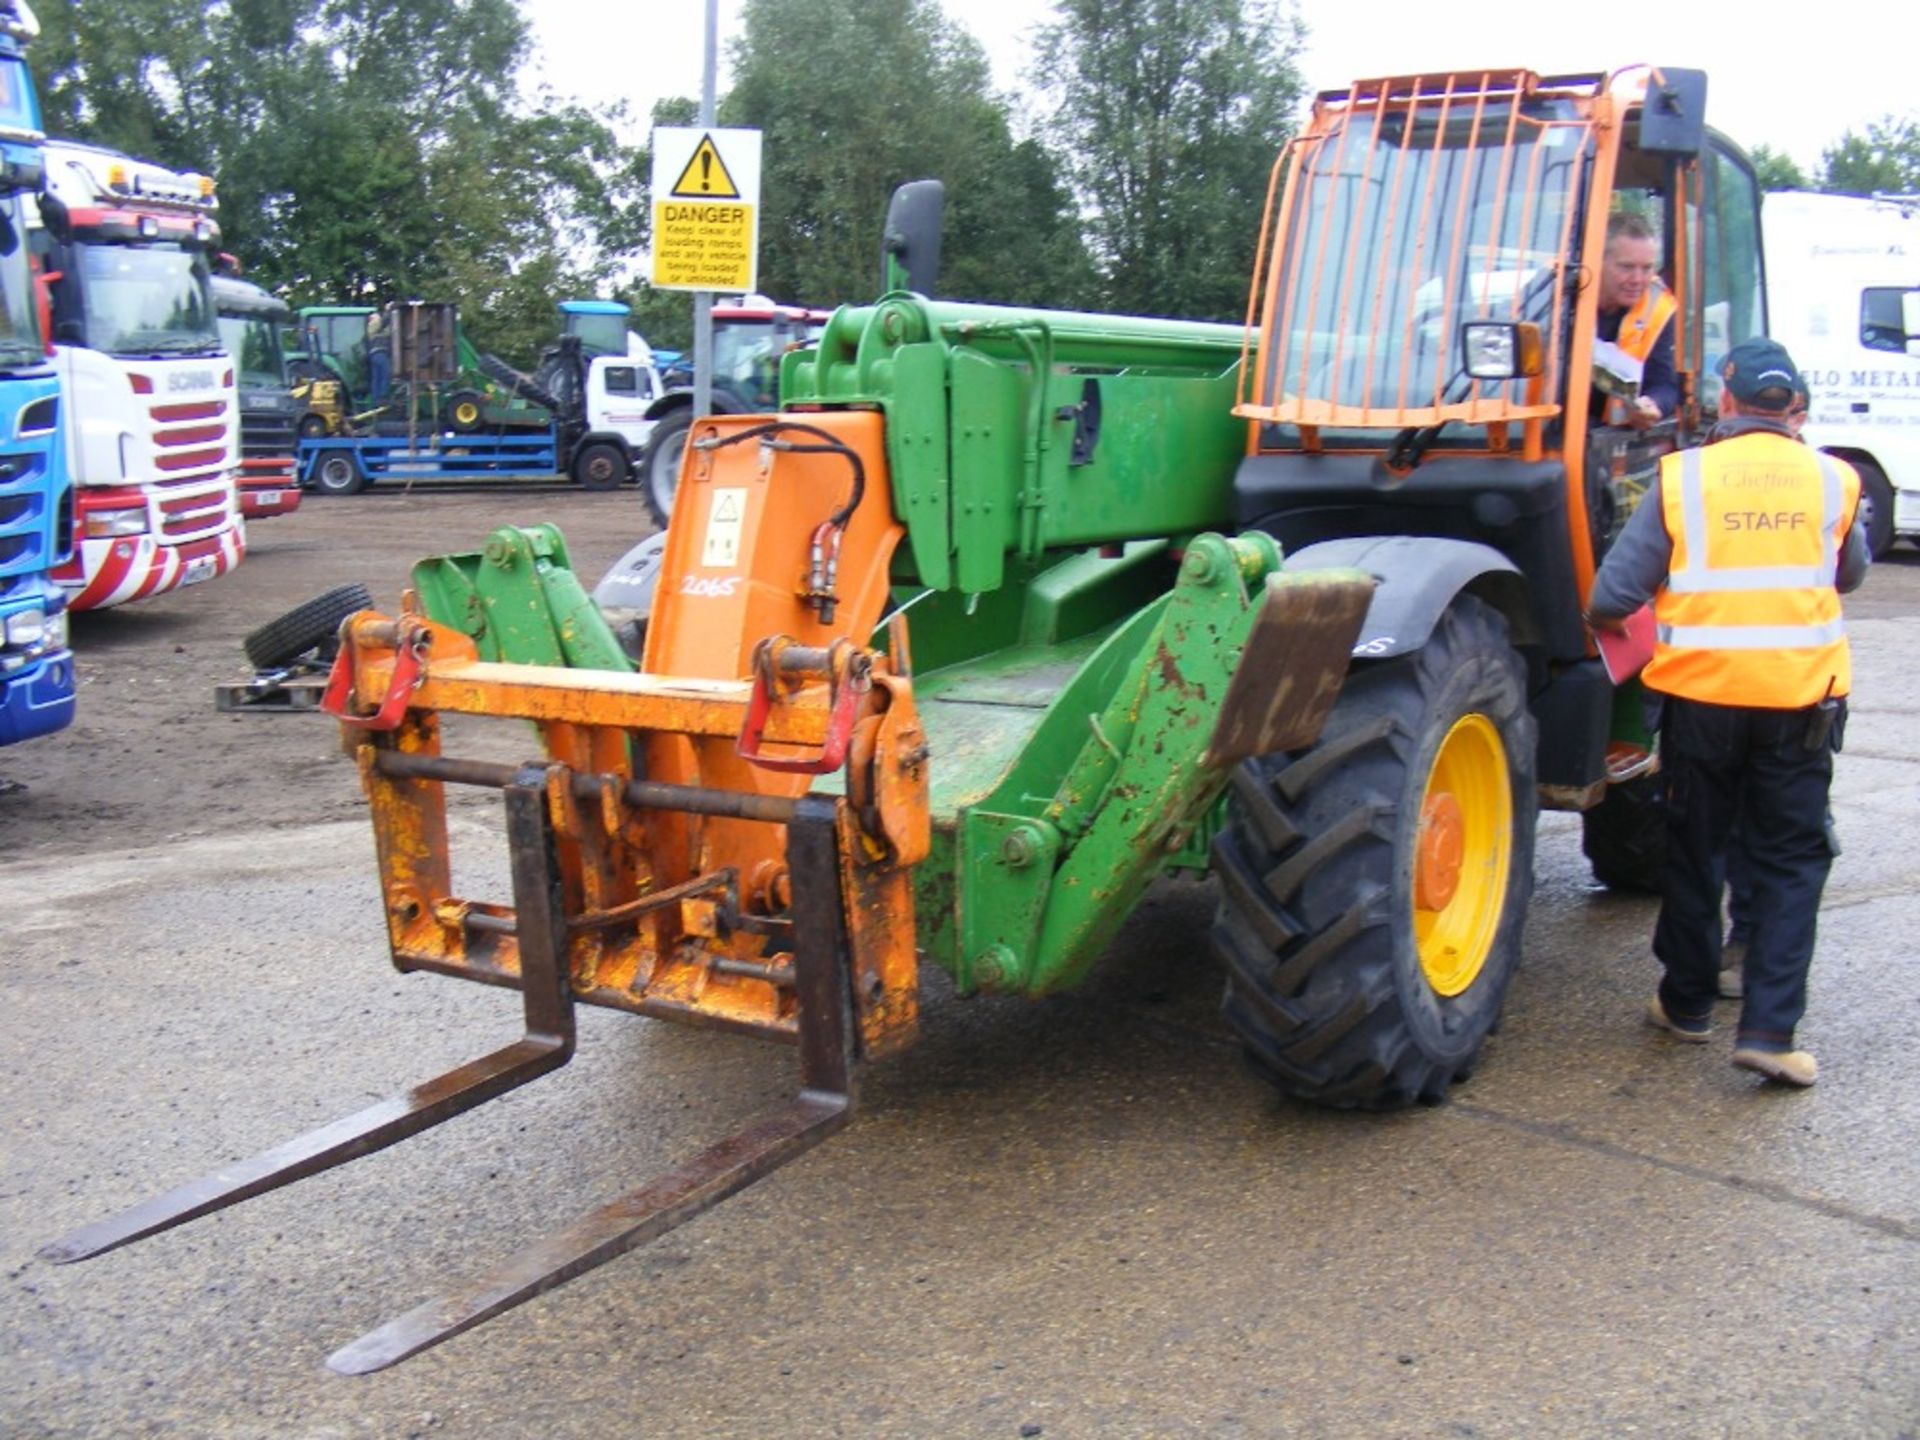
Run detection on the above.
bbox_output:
[1280,535,1534,660]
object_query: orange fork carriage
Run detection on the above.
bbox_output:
[40,412,932,1373]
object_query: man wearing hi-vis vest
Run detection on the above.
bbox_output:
[1588,337,1870,1088]
[1595,212,1679,429]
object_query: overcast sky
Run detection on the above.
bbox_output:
[522,0,1911,173]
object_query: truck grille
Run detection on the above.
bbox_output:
[151,400,227,423]
[0,449,54,580]
[146,396,235,491]
[154,473,234,541]
[240,407,297,460]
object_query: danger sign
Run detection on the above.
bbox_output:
[651,127,763,293]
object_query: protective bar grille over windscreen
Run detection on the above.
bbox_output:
[1249,74,1597,429]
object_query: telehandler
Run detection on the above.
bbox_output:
[43,65,1764,1372]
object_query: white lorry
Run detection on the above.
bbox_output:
[33,138,244,608]
[1762,190,1920,557]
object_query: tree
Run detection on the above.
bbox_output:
[1032,0,1306,320]
[1819,115,1920,196]
[31,0,646,365]
[1747,144,1810,193]
[721,0,1094,309]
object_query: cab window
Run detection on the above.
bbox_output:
[1698,142,1766,412]
[1860,287,1920,353]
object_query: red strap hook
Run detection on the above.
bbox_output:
[737,638,868,774]
[320,628,426,731]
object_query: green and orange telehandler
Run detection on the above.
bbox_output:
[44,65,1762,1371]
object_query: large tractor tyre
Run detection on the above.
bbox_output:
[1212,594,1538,1110]
[310,450,367,496]
[639,409,693,529]
[572,440,630,492]
[1852,457,1895,559]
[445,389,488,434]
[243,583,374,671]
[1580,772,1666,894]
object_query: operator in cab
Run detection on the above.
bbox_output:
[1593,212,1678,430]
[1587,338,1870,1089]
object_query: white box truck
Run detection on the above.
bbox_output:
[1762,190,1920,556]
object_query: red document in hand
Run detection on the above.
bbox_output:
[1593,604,1655,684]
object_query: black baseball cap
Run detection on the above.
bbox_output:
[1720,337,1800,407]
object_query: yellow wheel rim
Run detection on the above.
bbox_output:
[1413,712,1512,997]
[453,401,479,426]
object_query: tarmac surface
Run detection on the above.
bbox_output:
[3,485,1917,1438]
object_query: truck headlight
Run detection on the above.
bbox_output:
[1461,321,1544,381]
[4,607,48,647]
[82,506,149,538]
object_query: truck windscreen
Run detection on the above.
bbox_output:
[0,196,41,370]
[569,313,627,358]
[75,241,219,357]
[218,313,287,388]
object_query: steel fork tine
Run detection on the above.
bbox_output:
[41,768,576,1267]
[329,1094,849,1374]
[326,795,859,1375]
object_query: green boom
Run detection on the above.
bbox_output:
[780,295,1367,995]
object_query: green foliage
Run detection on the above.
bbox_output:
[1033,0,1305,320]
[1818,115,1920,197]
[722,0,1094,310]
[1746,144,1810,193]
[33,0,645,366]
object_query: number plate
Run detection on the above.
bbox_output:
[181,555,218,587]
[254,489,282,507]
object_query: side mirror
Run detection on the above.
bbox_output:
[34,266,58,355]
[1638,68,1708,156]
[879,179,944,296]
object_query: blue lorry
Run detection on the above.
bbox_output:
[298,347,660,495]
[0,0,73,750]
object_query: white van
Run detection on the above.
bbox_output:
[1762,190,1920,556]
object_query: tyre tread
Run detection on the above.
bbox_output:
[243,583,374,670]
[1212,595,1537,1110]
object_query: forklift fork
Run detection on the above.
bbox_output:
[40,773,859,1375]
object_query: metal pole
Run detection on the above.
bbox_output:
[692,0,718,421]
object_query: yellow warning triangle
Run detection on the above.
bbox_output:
[669,133,742,200]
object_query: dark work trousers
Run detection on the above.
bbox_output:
[1722,822,1755,944]
[1653,696,1837,1049]
[1720,810,1838,945]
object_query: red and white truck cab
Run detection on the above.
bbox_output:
[32,139,243,609]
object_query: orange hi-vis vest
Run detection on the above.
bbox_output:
[1644,434,1860,707]
[1601,282,1677,423]
[1614,281,1676,363]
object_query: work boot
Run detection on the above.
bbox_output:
[1718,935,1747,1001]
[1732,1048,1818,1087]
[1646,996,1712,1043]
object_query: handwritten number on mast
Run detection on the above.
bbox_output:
[650,128,763,293]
